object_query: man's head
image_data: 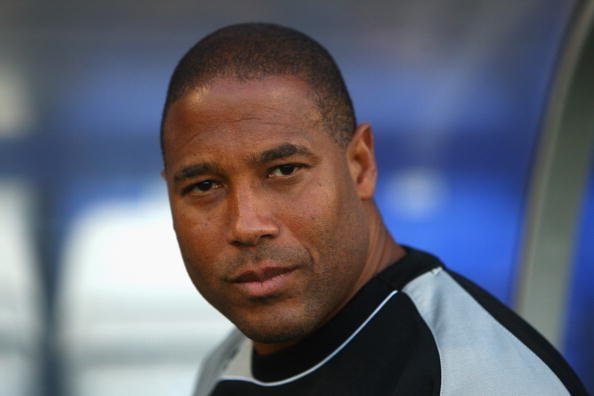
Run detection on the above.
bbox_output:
[161,23,384,354]
[160,22,356,159]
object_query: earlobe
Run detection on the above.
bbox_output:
[346,123,377,200]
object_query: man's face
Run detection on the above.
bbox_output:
[162,76,374,349]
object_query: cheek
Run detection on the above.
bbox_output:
[303,173,367,265]
[286,179,345,254]
[172,204,225,270]
[174,215,225,304]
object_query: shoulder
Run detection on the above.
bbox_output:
[396,253,586,395]
[194,329,249,396]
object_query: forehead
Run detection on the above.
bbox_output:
[162,76,329,167]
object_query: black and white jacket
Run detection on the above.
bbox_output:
[194,248,587,395]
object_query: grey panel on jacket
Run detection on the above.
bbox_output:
[194,329,246,396]
[403,267,569,395]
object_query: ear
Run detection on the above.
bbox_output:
[161,169,172,195]
[346,123,377,200]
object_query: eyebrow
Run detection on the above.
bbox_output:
[256,143,316,164]
[173,143,316,183]
[173,163,220,183]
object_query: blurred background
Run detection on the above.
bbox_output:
[0,1,592,395]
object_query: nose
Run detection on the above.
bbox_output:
[226,185,280,247]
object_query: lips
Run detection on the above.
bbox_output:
[234,266,295,283]
[230,265,298,298]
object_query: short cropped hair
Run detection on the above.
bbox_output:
[160,23,356,156]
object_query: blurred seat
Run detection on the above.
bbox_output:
[0,181,42,396]
[57,183,232,396]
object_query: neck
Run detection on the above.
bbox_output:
[358,202,406,283]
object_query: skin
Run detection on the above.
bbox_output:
[162,75,404,355]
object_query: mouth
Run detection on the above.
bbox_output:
[231,265,298,298]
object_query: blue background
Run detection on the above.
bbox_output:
[0,1,591,394]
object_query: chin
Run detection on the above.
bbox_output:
[234,309,316,346]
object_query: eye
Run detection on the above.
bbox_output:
[183,180,219,195]
[196,180,216,191]
[269,164,300,177]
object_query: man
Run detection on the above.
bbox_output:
[160,23,586,395]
